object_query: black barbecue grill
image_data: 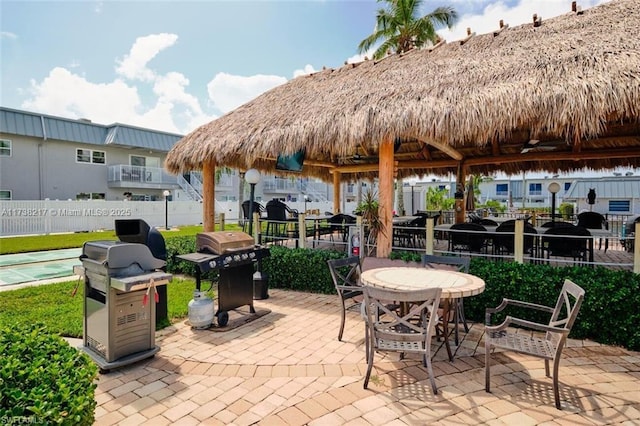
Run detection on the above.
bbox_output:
[177,231,270,326]
[77,219,172,372]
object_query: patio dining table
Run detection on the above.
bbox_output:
[360,266,485,361]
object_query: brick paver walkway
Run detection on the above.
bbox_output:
[94,289,640,425]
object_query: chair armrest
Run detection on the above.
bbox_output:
[486,316,569,336]
[485,298,554,325]
[338,285,363,291]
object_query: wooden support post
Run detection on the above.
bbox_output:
[377,139,395,258]
[426,217,435,255]
[455,166,466,224]
[202,159,216,232]
[333,171,341,213]
[298,214,306,249]
[219,213,225,231]
[514,219,524,263]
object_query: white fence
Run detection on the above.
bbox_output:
[0,199,357,236]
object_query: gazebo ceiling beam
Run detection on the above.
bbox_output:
[464,146,640,166]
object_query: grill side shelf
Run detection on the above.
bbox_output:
[110,272,172,292]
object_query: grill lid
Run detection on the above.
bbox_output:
[196,231,255,254]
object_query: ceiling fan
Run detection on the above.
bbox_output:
[521,139,565,154]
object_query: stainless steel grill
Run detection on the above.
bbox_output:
[77,219,171,372]
[178,231,269,326]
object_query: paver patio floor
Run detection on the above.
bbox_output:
[94,289,639,425]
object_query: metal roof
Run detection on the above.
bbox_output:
[0,107,182,152]
[563,177,640,199]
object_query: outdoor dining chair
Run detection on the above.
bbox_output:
[421,254,470,346]
[240,200,264,233]
[362,285,442,394]
[542,225,591,264]
[485,279,585,409]
[449,222,488,253]
[492,221,538,258]
[326,256,363,341]
[577,211,609,252]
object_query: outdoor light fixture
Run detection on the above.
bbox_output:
[245,168,261,236]
[303,194,309,214]
[548,182,560,225]
[163,190,171,230]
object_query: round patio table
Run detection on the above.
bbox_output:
[360,267,485,361]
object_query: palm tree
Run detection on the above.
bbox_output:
[358,0,458,216]
[358,0,458,60]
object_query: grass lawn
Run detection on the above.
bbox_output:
[0,277,203,338]
[0,224,243,255]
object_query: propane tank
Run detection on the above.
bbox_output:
[188,291,214,329]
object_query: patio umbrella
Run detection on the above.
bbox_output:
[466,177,476,212]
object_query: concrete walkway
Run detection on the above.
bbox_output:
[92,289,640,425]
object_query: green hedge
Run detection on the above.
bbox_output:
[0,323,98,425]
[164,237,640,351]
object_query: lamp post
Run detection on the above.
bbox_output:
[245,168,261,237]
[410,184,415,215]
[163,190,171,230]
[548,182,560,225]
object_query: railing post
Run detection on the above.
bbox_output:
[634,222,640,274]
[219,212,225,231]
[298,213,306,249]
[514,219,524,263]
[426,217,434,255]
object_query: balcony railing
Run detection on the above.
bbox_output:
[108,165,178,188]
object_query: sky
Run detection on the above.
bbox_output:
[1,0,615,138]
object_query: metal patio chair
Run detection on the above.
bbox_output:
[326,256,363,341]
[362,285,442,394]
[485,279,585,409]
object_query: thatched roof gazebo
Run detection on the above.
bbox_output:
[166,0,640,257]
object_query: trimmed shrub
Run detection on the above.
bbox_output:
[0,323,98,425]
[165,240,640,351]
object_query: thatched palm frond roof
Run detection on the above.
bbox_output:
[165,0,640,181]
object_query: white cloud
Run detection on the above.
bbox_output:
[20,33,217,134]
[206,72,287,113]
[115,33,178,82]
[1,31,18,40]
[22,67,143,126]
[439,0,611,42]
[293,64,317,78]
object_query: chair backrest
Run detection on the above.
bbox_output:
[327,256,361,292]
[266,199,288,221]
[494,221,537,253]
[421,254,470,273]
[241,200,263,220]
[361,256,421,272]
[547,279,586,343]
[543,225,591,257]
[577,212,607,230]
[478,218,499,226]
[541,221,574,228]
[284,204,299,218]
[450,222,487,252]
[363,285,442,343]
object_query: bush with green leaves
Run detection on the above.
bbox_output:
[0,323,98,425]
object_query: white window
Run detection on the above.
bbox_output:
[0,190,11,200]
[76,148,106,164]
[76,192,105,200]
[1,139,12,156]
